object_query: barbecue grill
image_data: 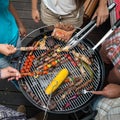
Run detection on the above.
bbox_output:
[17,25,105,114]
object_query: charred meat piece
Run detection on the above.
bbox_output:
[52,23,75,42]
[55,23,74,31]
[48,99,57,110]
[65,54,77,67]
[75,79,92,92]
[72,50,92,65]
[46,37,55,47]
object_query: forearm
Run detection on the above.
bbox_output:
[32,0,38,10]
[98,0,107,7]
[9,2,23,27]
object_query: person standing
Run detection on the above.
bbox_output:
[0,0,26,69]
[32,0,109,27]
[32,0,84,27]
[91,0,120,119]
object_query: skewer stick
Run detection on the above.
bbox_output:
[16,46,47,51]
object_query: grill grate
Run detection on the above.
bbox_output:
[18,26,104,114]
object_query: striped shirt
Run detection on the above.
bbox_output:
[104,28,120,65]
[93,1,120,120]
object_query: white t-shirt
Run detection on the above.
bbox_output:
[43,0,76,15]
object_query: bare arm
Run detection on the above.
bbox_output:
[92,84,120,98]
[9,2,26,36]
[92,0,109,26]
[32,0,40,23]
[32,0,38,10]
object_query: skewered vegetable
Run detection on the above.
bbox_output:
[72,50,92,65]
[45,68,69,95]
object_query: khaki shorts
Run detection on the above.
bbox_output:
[40,0,84,27]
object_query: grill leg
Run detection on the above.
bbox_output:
[81,110,97,120]
[69,110,97,120]
[73,112,80,120]
[69,105,98,120]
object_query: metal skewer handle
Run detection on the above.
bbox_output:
[92,19,120,50]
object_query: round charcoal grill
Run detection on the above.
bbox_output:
[17,25,105,114]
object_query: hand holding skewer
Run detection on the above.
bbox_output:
[0,44,16,56]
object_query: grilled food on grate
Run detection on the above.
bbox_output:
[18,26,104,113]
[52,23,75,42]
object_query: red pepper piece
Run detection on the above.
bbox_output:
[63,102,71,109]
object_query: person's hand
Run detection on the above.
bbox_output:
[0,44,16,56]
[32,9,40,23]
[92,84,120,98]
[19,24,27,37]
[0,67,21,80]
[92,4,109,26]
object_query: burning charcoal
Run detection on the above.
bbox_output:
[46,37,55,48]
[48,100,57,110]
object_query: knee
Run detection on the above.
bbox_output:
[94,97,120,120]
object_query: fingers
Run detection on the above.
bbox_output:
[96,16,104,26]
[96,16,108,27]
[7,67,21,80]
[92,90,104,95]
[20,31,26,37]
[91,13,96,20]
[92,8,109,27]
[34,16,40,23]
[91,13,102,27]
[8,44,17,54]
[8,77,15,81]
[7,72,21,81]
[7,66,18,72]
[32,10,40,23]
